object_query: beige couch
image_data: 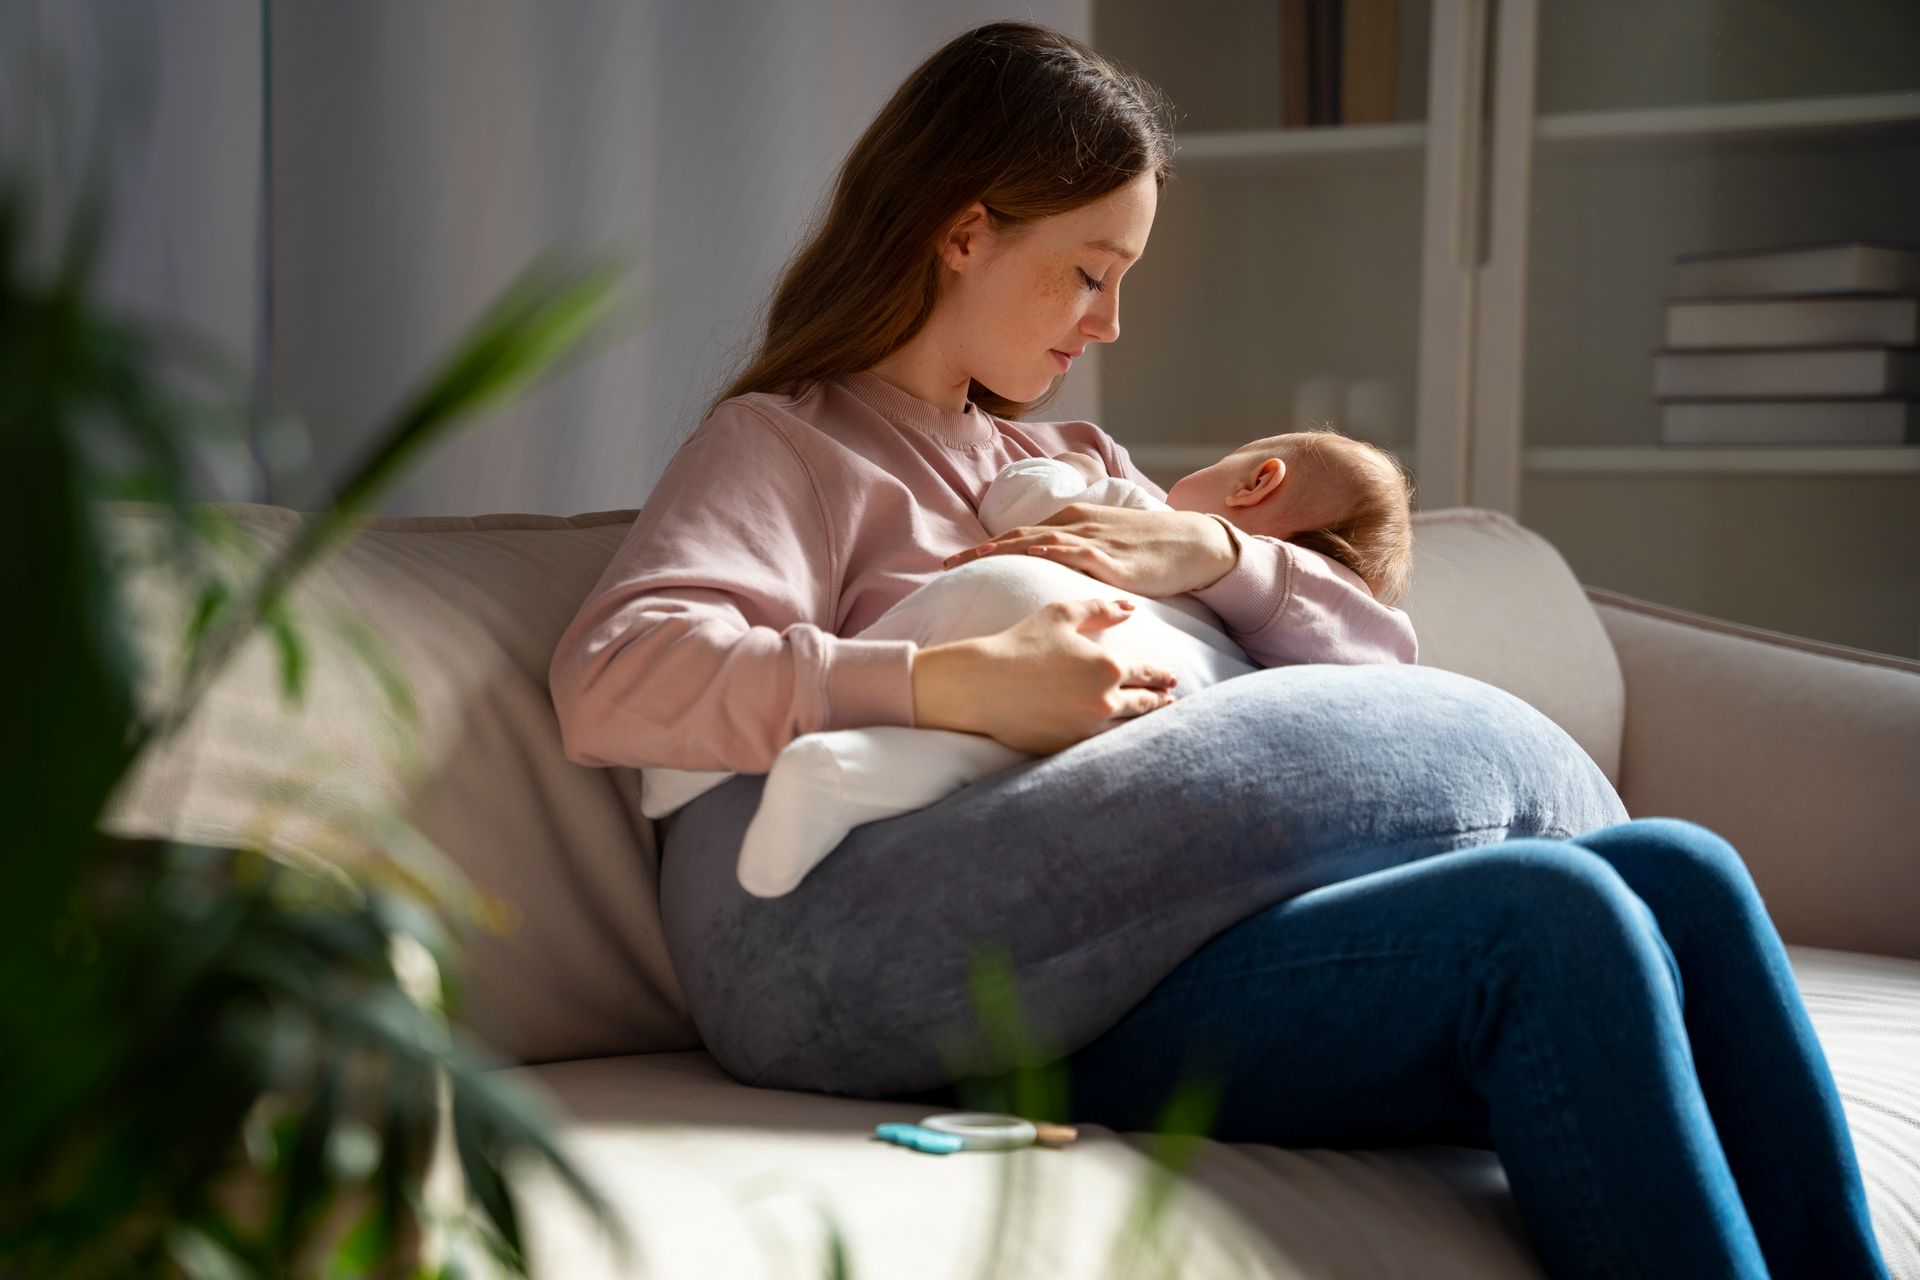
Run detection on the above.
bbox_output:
[107,502,1920,1278]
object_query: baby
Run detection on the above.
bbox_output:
[990,425,1414,607]
[642,426,1415,897]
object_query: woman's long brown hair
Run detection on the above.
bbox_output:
[699,20,1176,427]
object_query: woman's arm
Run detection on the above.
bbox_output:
[548,407,916,775]
[1188,513,1419,667]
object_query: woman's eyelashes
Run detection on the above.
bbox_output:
[1078,268,1107,294]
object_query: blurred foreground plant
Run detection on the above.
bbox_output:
[0,126,646,1277]
[938,944,1230,1280]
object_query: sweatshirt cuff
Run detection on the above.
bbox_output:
[821,635,919,731]
[1187,514,1290,636]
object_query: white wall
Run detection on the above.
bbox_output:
[8,1,1101,517]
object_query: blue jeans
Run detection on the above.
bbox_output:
[1024,819,1890,1280]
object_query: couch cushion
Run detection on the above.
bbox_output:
[493,943,1919,1278]
[1794,946,1920,1280]
[1402,508,1624,786]
[500,1055,1543,1278]
[99,503,698,1064]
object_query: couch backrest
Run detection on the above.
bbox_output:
[101,501,1623,1066]
[1399,508,1624,786]
[102,503,700,1065]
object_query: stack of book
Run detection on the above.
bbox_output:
[1654,241,1920,446]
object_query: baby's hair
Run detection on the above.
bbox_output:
[1263,424,1416,608]
[699,21,1176,428]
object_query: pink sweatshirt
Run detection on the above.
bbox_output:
[549,369,1419,774]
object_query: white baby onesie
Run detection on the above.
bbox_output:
[974,456,1168,532]
[640,457,1257,896]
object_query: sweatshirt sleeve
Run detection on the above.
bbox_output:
[1097,432,1420,669]
[548,404,917,774]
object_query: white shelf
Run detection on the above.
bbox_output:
[1173,91,1920,173]
[1132,443,1920,478]
[1536,90,1920,148]
[1175,121,1426,166]
[1526,445,1920,475]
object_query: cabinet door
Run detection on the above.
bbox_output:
[1473,0,1920,657]
[1092,0,1468,512]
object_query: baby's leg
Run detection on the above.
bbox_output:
[737,559,1123,896]
[740,727,1029,896]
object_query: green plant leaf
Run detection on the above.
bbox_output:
[262,597,308,708]
[270,1057,344,1264]
[166,1222,253,1280]
[369,1058,437,1279]
[1102,1071,1224,1280]
[330,611,420,733]
[2,85,640,1271]
[451,1090,525,1274]
[186,576,234,669]
[239,974,625,1271]
[324,1203,389,1280]
[0,846,264,1171]
[329,256,627,524]
[818,1201,852,1280]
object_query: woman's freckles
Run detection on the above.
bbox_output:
[1044,264,1080,305]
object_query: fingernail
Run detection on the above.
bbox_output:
[1117,600,1134,610]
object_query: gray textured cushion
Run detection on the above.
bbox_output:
[658,662,1631,1098]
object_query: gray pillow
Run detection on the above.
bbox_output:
[658,662,1629,1099]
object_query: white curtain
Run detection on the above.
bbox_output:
[3,1,267,497]
[9,0,1098,516]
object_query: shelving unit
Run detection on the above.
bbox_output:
[1094,0,1920,657]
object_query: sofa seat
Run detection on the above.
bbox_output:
[500,944,1920,1278]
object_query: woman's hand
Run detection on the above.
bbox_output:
[943,503,1238,598]
[912,597,1180,756]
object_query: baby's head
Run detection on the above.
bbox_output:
[1164,426,1414,606]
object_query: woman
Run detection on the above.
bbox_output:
[548,21,1891,1279]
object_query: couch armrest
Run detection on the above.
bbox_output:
[1586,587,1920,962]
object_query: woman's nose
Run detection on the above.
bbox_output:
[1084,304,1119,345]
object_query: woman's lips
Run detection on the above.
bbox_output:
[1050,349,1072,371]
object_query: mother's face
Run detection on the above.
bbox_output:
[938,170,1157,404]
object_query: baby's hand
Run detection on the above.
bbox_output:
[1051,451,1107,485]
